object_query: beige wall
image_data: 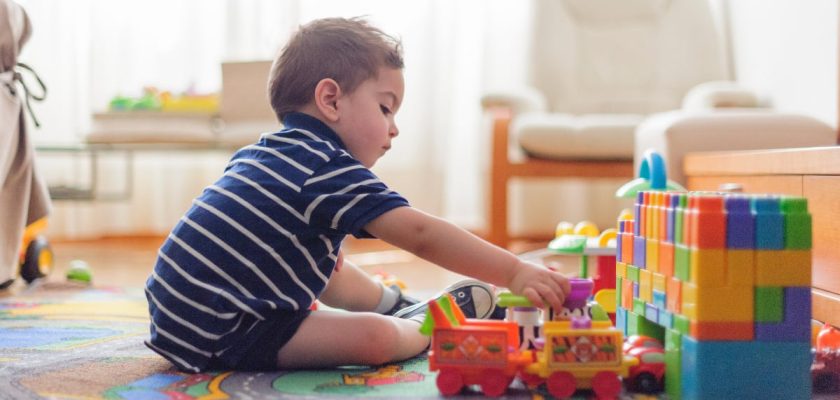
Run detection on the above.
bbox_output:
[726,0,838,130]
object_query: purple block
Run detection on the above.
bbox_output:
[634,203,642,236]
[666,195,680,243]
[633,282,639,298]
[726,196,755,249]
[755,286,811,342]
[633,236,646,268]
[617,221,625,262]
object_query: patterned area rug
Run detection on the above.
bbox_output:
[0,283,654,399]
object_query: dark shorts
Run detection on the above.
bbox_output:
[208,309,311,371]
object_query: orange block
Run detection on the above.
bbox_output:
[689,195,726,249]
[666,277,681,313]
[622,276,634,310]
[659,242,675,278]
[690,320,754,341]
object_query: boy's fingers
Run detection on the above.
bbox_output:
[553,273,571,294]
[539,284,564,311]
[522,287,544,309]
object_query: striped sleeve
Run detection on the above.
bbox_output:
[301,156,409,238]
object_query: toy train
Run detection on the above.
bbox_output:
[420,278,643,398]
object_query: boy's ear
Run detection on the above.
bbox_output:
[313,78,342,122]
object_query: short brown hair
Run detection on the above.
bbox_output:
[268,17,404,122]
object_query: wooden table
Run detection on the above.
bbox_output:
[684,146,840,327]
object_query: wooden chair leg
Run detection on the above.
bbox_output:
[487,107,513,248]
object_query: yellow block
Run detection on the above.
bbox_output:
[646,238,660,273]
[755,250,812,286]
[639,268,653,303]
[689,248,726,287]
[653,272,666,292]
[616,261,627,279]
[727,250,754,287]
[681,283,754,322]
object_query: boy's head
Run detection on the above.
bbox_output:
[268,17,405,168]
[268,17,404,123]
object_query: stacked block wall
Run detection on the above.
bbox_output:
[615,191,812,400]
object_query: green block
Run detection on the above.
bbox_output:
[627,310,664,339]
[674,244,691,281]
[633,298,647,315]
[781,198,812,249]
[673,314,690,336]
[627,265,640,283]
[754,286,784,323]
[665,328,682,400]
[675,206,684,244]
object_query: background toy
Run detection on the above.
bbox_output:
[66,260,93,284]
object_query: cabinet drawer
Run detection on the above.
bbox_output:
[687,175,803,195]
[804,176,840,296]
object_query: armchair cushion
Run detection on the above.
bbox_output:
[681,81,760,111]
[514,113,643,160]
[481,87,547,115]
[636,109,837,184]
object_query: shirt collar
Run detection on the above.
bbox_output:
[281,112,347,150]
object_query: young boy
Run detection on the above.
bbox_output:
[144,17,570,373]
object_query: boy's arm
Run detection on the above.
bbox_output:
[364,206,570,310]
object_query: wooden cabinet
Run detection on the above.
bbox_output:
[684,147,840,327]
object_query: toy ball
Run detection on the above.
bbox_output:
[573,221,600,238]
[555,221,575,237]
[66,260,93,284]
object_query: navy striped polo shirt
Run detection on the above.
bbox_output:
[144,112,409,372]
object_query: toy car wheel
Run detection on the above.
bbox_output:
[20,236,53,284]
[631,371,662,394]
[592,371,622,398]
[480,369,510,397]
[546,371,576,399]
[813,370,839,393]
[436,369,463,396]
[519,371,543,387]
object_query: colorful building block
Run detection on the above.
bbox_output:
[616,191,812,399]
[680,337,811,400]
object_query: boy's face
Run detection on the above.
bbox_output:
[333,67,404,168]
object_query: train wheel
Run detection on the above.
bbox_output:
[21,236,53,284]
[436,369,464,396]
[546,371,576,399]
[480,369,510,397]
[519,372,543,387]
[592,371,622,398]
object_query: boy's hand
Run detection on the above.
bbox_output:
[507,261,571,310]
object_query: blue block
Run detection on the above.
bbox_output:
[726,196,754,249]
[633,282,639,299]
[755,286,811,342]
[658,309,673,329]
[752,197,784,250]
[646,303,659,323]
[681,337,811,400]
[617,307,627,335]
[653,289,666,309]
[634,236,646,268]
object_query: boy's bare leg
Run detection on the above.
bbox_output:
[319,259,386,312]
[275,311,429,368]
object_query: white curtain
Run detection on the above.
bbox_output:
[16,0,534,239]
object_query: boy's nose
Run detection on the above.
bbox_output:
[390,125,399,138]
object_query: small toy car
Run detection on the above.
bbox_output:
[623,335,665,394]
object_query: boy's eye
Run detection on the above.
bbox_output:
[380,105,391,115]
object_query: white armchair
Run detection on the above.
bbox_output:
[483,0,731,247]
[636,82,837,184]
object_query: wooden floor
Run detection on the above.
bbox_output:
[4,236,570,298]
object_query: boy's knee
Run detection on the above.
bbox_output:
[356,315,404,365]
